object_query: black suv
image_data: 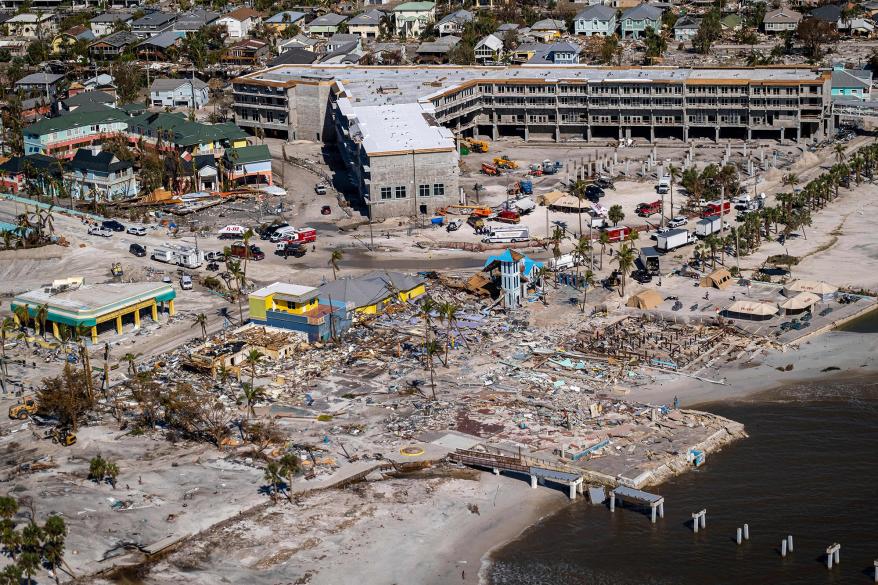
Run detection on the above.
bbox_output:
[259,223,290,240]
[102,219,125,232]
[129,243,146,257]
[632,270,653,284]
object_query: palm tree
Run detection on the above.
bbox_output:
[704,234,720,268]
[13,303,30,333]
[244,348,264,390]
[438,301,459,366]
[239,382,264,421]
[0,317,14,377]
[573,236,591,277]
[424,339,440,400]
[328,249,343,280]
[278,453,301,503]
[120,352,141,376]
[598,230,610,270]
[550,225,565,261]
[569,179,588,237]
[834,142,846,165]
[192,313,208,339]
[613,244,636,296]
[668,164,680,219]
[263,460,283,502]
[580,269,595,312]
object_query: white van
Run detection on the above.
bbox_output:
[482,227,530,243]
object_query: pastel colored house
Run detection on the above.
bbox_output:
[66,146,139,200]
[150,78,210,109]
[130,11,177,38]
[6,13,56,39]
[0,154,59,194]
[530,41,581,64]
[393,2,436,38]
[265,11,306,33]
[52,25,94,55]
[216,7,261,39]
[126,111,249,157]
[23,108,130,158]
[89,11,134,37]
[620,4,662,38]
[317,271,427,315]
[831,66,873,100]
[305,13,348,37]
[224,144,273,186]
[763,8,801,33]
[529,18,565,41]
[347,9,384,39]
[574,5,617,36]
[248,282,350,342]
[482,249,542,308]
[673,15,700,41]
[15,73,65,100]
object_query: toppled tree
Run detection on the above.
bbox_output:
[37,364,93,432]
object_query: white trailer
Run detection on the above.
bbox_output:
[151,246,176,263]
[174,247,204,269]
[695,216,722,238]
[656,229,696,252]
[483,226,530,243]
[548,253,577,271]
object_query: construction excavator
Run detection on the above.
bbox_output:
[45,427,77,447]
[8,397,37,420]
[110,262,123,278]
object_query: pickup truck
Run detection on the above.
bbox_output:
[229,243,265,261]
[315,183,327,195]
[88,226,113,237]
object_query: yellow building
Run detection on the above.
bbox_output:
[248,283,319,321]
[317,271,426,315]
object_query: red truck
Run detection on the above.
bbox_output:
[702,201,732,218]
[603,225,632,243]
[636,200,662,217]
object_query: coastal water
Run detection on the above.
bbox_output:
[488,367,878,583]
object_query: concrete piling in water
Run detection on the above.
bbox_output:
[826,544,840,569]
[781,539,787,558]
[736,528,742,545]
[873,559,877,582]
[610,492,615,512]
[787,535,793,552]
[743,524,749,540]
[692,510,706,533]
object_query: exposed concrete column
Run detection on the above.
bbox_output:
[115,315,123,335]
[492,124,498,140]
[569,482,576,500]
[683,127,688,142]
[493,467,500,475]
[52,322,59,339]
[715,126,720,142]
[747,127,752,141]
[530,475,537,489]
[650,125,655,143]
[586,125,592,141]
[151,301,158,322]
[133,308,141,329]
[651,504,657,523]
[168,300,176,316]
[524,127,529,141]
[90,326,98,344]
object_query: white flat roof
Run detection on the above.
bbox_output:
[250,282,318,302]
[344,100,455,154]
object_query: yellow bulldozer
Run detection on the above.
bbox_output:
[8,397,37,420]
[463,138,489,153]
[493,156,518,169]
[45,427,76,447]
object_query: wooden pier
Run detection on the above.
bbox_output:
[610,486,665,523]
[449,449,584,499]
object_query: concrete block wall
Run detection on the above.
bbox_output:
[366,149,458,220]
[288,83,333,142]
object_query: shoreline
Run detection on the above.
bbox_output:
[474,324,878,585]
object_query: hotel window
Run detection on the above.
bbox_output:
[419,184,430,197]
[380,187,392,200]
[395,186,407,199]
[433,183,444,196]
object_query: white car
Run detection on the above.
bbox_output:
[180,275,193,290]
[127,226,147,236]
[650,227,671,241]
[88,226,113,237]
[667,216,687,228]
[315,183,327,195]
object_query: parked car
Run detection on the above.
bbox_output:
[101,220,125,232]
[129,243,146,257]
[321,205,332,215]
[315,183,327,195]
[667,216,687,228]
[205,250,225,262]
[585,185,604,199]
[126,225,147,236]
[88,226,113,237]
[650,227,671,240]
[180,275,193,290]
[631,269,653,284]
[162,274,172,283]
[258,222,289,240]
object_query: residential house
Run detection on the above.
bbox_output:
[224,144,272,186]
[482,249,542,308]
[317,271,426,315]
[673,15,700,40]
[416,35,460,63]
[278,34,320,53]
[66,146,138,200]
[763,8,801,32]
[126,111,249,157]
[60,90,115,113]
[846,18,875,35]
[136,30,185,61]
[831,66,872,99]
[533,41,581,64]
[23,107,130,158]
[15,73,65,100]
[89,11,134,37]
[268,46,318,66]
[809,4,841,26]
[472,0,509,10]
[347,9,384,39]
[474,33,503,63]
[89,31,139,60]
[620,4,663,38]
[6,13,55,39]
[248,283,350,342]
[150,78,210,109]
[216,7,261,39]
[82,73,116,93]
[193,154,219,191]
[436,9,472,35]
[326,33,360,52]
[508,42,548,63]
[574,4,617,36]
[264,10,306,34]
[529,18,566,41]
[0,154,59,195]
[305,13,348,37]
[21,97,52,122]
[222,39,269,65]
[52,25,94,55]
[0,39,28,58]
[173,9,219,33]
[393,2,436,38]
[131,11,177,39]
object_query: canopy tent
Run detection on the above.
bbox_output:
[780,291,820,314]
[700,268,733,290]
[626,289,663,310]
[783,279,838,301]
[538,190,566,206]
[548,194,590,213]
[723,300,778,321]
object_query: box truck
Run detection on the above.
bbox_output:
[695,216,722,237]
[655,229,696,252]
[639,247,661,275]
[483,226,530,243]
